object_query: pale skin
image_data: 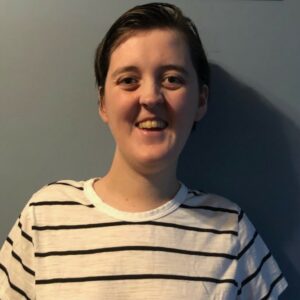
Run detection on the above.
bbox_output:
[94,29,208,212]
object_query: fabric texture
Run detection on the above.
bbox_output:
[0,178,287,299]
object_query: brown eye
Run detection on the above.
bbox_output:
[162,75,184,89]
[118,76,139,90]
[167,76,181,83]
[121,77,137,85]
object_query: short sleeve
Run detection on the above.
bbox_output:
[236,211,288,299]
[0,204,35,300]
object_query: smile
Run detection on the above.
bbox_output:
[136,120,168,130]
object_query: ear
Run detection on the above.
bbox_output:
[194,84,208,122]
[97,87,109,123]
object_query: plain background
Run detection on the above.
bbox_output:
[0,0,299,298]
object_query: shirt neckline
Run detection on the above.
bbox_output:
[83,177,188,222]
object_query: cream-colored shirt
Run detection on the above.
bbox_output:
[0,178,287,299]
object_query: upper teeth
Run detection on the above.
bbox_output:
[138,120,166,129]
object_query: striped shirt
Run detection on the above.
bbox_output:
[0,178,287,299]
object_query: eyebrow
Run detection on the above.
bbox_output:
[111,66,139,79]
[111,64,189,78]
[160,64,189,76]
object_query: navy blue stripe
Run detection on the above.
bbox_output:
[29,201,94,208]
[18,221,33,243]
[32,220,237,236]
[238,210,244,222]
[0,263,31,300]
[6,236,13,246]
[181,204,238,214]
[261,273,284,300]
[237,252,272,295]
[36,273,238,286]
[47,181,84,190]
[35,245,236,259]
[237,231,258,259]
[11,250,35,276]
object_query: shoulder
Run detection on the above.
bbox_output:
[27,179,91,207]
[184,188,242,218]
[18,178,97,231]
[183,188,288,298]
[179,188,243,237]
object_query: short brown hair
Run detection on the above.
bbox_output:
[94,2,210,97]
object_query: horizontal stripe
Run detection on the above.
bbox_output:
[0,263,31,300]
[237,252,272,295]
[237,231,258,259]
[238,210,244,222]
[48,181,83,190]
[32,220,237,236]
[11,250,35,276]
[29,201,94,208]
[261,273,284,300]
[18,221,33,243]
[181,204,238,214]
[35,245,236,259]
[36,273,238,286]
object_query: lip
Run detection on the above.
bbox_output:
[135,117,168,127]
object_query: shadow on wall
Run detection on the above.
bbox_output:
[178,63,300,299]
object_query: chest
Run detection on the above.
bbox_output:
[33,222,239,299]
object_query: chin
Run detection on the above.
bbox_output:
[135,149,178,171]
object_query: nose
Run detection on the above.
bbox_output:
[139,80,164,108]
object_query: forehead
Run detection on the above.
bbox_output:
[112,28,188,53]
[108,29,192,71]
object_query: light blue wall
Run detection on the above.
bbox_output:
[1,0,299,298]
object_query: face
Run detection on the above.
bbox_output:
[99,29,208,174]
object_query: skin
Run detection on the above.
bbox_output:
[94,29,208,212]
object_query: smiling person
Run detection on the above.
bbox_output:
[0,3,287,299]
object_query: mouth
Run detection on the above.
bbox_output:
[135,119,168,131]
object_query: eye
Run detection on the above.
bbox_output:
[162,75,185,89]
[117,76,139,91]
[121,77,137,85]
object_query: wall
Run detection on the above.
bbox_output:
[1,0,299,298]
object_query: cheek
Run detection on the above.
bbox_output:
[171,91,199,122]
[105,92,139,125]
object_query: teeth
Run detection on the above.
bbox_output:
[137,120,166,129]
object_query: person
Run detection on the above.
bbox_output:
[0,2,287,299]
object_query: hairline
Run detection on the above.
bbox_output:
[104,27,201,89]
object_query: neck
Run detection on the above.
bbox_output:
[94,150,180,212]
